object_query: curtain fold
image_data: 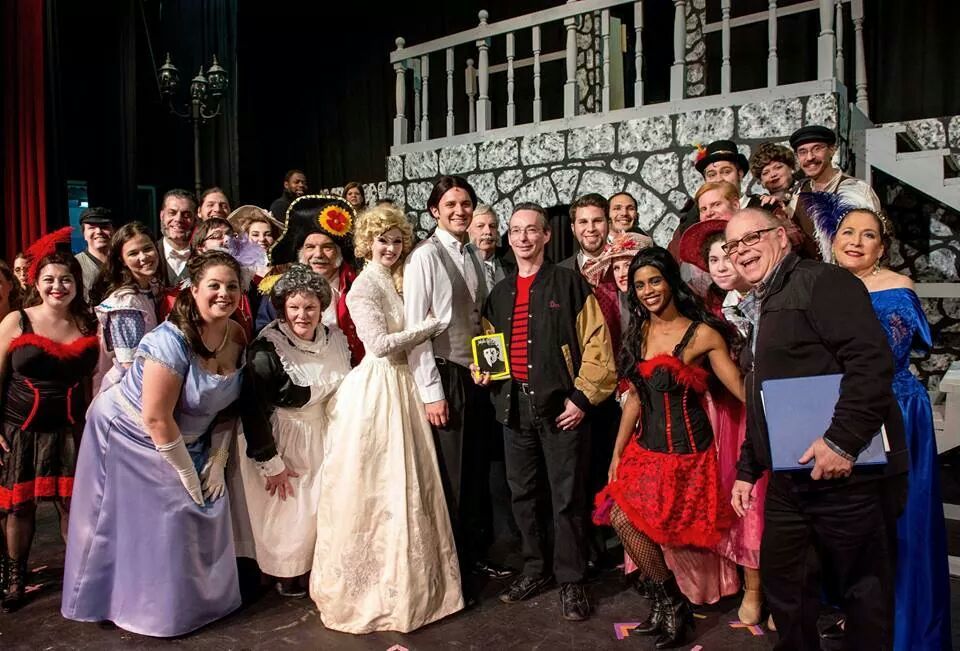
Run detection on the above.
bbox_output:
[2,0,49,260]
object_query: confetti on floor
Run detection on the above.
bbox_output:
[613,622,642,640]
[386,646,408,651]
[690,645,704,651]
[31,565,47,573]
[693,613,707,619]
[25,584,44,594]
[728,620,765,636]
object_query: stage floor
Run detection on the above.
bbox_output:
[1,503,958,650]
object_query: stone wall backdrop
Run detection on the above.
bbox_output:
[876,115,960,392]
[685,0,707,98]
[387,91,839,243]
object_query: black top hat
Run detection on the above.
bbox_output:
[694,139,750,175]
[269,194,357,266]
[79,206,114,226]
[789,125,836,150]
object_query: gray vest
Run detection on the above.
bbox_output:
[429,235,487,368]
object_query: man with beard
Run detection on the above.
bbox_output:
[75,206,114,299]
[405,175,514,596]
[787,125,882,260]
[255,196,364,365]
[155,189,197,287]
[198,187,232,221]
[559,194,621,573]
[726,207,906,649]
[269,170,308,225]
[467,204,514,289]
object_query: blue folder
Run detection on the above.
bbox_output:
[760,374,888,471]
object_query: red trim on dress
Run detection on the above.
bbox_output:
[0,476,74,511]
[19,378,41,430]
[637,354,709,393]
[8,333,98,359]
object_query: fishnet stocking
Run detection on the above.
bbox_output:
[610,503,670,582]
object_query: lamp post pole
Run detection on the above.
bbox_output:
[157,53,229,195]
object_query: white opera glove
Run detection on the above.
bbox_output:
[200,420,234,502]
[156,436,205,506]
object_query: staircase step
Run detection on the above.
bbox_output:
[895,130,924,154]
[896,148,951,162]
[945,177,960,187]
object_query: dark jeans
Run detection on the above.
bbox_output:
[431,358,495,566]
[761,474,900,650]
[503,384,590,584]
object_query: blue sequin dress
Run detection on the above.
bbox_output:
[871,288,951,651]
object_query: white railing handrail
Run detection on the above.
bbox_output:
[389,0,631,64]
[703,0,847,33]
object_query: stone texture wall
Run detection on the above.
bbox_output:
[388,91,839,242]
[876,115,960,391]
[575,11,602,115]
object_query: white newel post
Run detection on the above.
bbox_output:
[392,38,407,146]
[563,1,578,118]
[533,26,542,123]
[476,10,492,132]
[852,0,869,116]
[721,0,731,94]
[506,32,516,127]
[420,55,430,141]
[767,1,778,87]
[465,58,477,133]
[670,0,686,100]
[445,48,455,137]
[817,0,836,80]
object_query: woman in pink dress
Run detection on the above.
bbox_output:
[679,219,769,628]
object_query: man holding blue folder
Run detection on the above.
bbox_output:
[724,208,908,650]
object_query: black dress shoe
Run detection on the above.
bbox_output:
[560,583,590,621]
[820,617,845,640]
[498,574,552,604]
[472,560,517,579]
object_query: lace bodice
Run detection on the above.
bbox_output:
[870,287,931,383]
[345,262,439,362]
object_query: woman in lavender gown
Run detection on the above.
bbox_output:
[62,251,247,637]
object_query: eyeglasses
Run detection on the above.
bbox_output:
[721,227,778,255]
[508,226,544,237]
[795,143,829,158]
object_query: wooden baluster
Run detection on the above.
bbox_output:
[602,9,611,112]
[851,0,869,115]
[670,0,686,100]
[412,60,421,142]
[392,37,407,146]
[818,0,836,80]
[506,32,516,127]
[634,0,644,106]
[446,48,455,137]
[476,10,492,132]
[721,0,731,94]
[465,58,477,133]
[767,0,778,87]
[533,26,542,123]
[834,0,844,83]
[563,1,578,118]
[420,55,430,141]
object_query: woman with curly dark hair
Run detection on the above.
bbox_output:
[598,246,744,648]
[0,231,99,612]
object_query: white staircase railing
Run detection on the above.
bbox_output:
[389,0,868,148]
[865,125,960,210]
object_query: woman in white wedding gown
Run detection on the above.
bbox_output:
[310,205,464,633]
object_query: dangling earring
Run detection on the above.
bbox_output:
[872,258,881,275]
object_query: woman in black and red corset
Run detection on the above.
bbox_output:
[598,246,744,649]
[0,233,99,613]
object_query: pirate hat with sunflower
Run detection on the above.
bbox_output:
[259,194,357,294]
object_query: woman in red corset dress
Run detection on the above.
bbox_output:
[0,244,98,612]
[599,246,744,649]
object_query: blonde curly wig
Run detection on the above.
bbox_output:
[353,205,415,262]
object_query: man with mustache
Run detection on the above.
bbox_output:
[725,207,906,649]
[198,187,232,221]
[155,189,197,287]
[75,206,115,300]
[254,196,364,366]
[405,175,514,595]
[467,204,514,290]
[788,125,881,260]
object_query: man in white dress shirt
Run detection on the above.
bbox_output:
[404,176,514,589]
[156,189,197,287]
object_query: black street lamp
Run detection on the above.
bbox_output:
[157,52,230,195]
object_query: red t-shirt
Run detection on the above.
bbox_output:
[510,273,536,382]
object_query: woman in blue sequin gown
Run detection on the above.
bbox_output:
[832,208,951,651]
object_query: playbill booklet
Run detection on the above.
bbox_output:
[471,333,511,381]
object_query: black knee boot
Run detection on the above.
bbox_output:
[1,559,28,612]
[0,552,8,594]
[633,579,665,635]
[654,575,694,649]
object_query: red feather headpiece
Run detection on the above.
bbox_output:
[24,226,74,285]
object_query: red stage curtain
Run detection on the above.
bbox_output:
[2,0,48,261]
